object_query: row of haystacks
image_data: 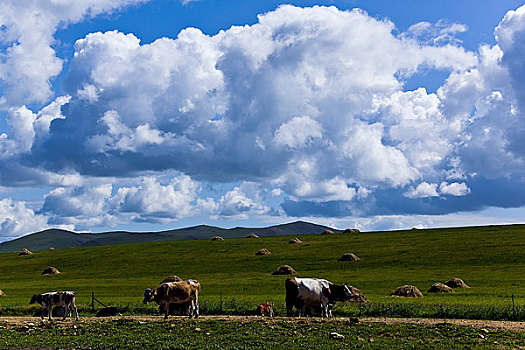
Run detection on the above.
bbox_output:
[212,233,260,241]
[322,229,361,235]
[18,247,55,256]
[209,227,361,241]
[390,278,470,298]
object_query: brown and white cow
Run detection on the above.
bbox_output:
[256,302,274,317]
[143,279,200,319]
[30,291,79,321]
[285,277,353,318]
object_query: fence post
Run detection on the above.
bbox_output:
[91,292,95,310]
[220,292,223,314]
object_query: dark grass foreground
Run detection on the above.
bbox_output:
[0,318,524,349]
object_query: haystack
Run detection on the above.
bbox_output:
[390,285,423,298]
[246,233,259,238]
[19,248,33,256]
[160,275,182,284]
[445,278,470,289]
[321,230,334,235]
[288,238,302,244]
[344,228,360,233]
[0,290,6,297]
[255,248,271,256]
[41,266,61,275]
[271,265,297,275]
[338,253,361,261]
[211,236,224,241]
[49,247,55,250]
[347,285,368,303]
[428,283,453,293]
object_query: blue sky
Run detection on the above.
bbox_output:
[1,0,525,240]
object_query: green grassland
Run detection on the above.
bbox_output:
[1,224,524,319]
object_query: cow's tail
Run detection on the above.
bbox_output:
[285,277,298,317]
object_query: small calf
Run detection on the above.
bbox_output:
[30,291,79,321]
[256,302,274,317]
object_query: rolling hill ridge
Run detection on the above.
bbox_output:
[0,221,338,253]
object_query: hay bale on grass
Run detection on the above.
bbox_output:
[347,285,368,303]
[246,233,259,238]
[49,247,55,250]
[338,253,361,261]
[445,278,470,289]
[321,230,334,235]
[255,248,271,256]
[41,266,61,275]
[160,275,183,284]
[211,236,224,241]
[428,283,453,293]
[288,238,302,244]
[19,248,33,256]
[0,290,6,297]
[390,285,423,298]
[271,265,297,275]
[344,228,360,233]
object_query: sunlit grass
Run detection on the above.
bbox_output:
[0,224,524,319]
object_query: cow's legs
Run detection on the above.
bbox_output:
[285,299,293,317]
[70,301,79,321]
[194,293,199,318]
[321,300,332,318]
[63,304,69,321]
[162,302,169,320]
[40,307,45,321]
[299,304,306,317]
[47,306,52,321]
[188,300,194,318]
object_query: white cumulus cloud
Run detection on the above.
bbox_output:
[0,198,48,238]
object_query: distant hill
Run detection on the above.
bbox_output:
[0,221,339,253]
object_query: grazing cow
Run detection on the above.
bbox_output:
[285,277,353,318]
[256,302,274,317]
[143,279,200,319]
[30,291,79,321]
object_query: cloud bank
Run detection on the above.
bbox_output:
[1,4,525,237]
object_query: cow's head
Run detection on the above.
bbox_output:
[342,283,354,300]
[267,302,274,316]
[329,283,354,302]
[29,294,40,304]
[143,288,156,304]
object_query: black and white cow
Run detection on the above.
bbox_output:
[285,277,353,318]
[30,291,79,321]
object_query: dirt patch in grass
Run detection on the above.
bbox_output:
[0,316,524,332]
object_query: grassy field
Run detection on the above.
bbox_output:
[0,224,524,319]
[0,318,524,349]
